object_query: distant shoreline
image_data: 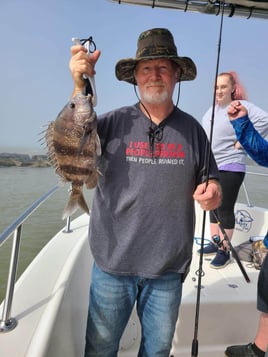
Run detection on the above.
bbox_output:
[0,152,50,168]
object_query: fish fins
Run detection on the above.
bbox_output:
[85,166,103,189]
[95,134,102,156]
[62,188,89,220]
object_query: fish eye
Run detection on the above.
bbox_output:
[69,102,75,109]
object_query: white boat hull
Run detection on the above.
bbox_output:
[0,202,267,356]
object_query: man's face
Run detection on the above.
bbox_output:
[134,59,179,105]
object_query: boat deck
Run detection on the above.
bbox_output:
[119,242,260,356]
[170,247,259,356]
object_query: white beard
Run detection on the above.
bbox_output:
[142,88,169,105]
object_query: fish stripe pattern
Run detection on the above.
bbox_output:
[45,92,101,219]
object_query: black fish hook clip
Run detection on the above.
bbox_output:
[72,35,98,107]
[80,36,96,54]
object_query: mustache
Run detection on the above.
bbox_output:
[145,81,165,87]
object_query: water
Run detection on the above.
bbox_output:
[238,164,268,208]
[0,165,268,303]
[0,167,93,302]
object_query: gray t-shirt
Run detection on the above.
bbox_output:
[202,100,268,168]
[89,104,218,278]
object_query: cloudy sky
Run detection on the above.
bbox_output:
[1,0,268,153]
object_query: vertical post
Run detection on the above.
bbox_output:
[0,226,22,332]
[63,216,72,233]
[242,182,253,207]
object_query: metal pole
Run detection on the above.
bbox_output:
[63,216,73,233]
[0,225,22,332]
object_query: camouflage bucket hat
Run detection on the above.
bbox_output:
[115,28,197,85]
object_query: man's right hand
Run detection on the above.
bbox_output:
[69,45,101,96]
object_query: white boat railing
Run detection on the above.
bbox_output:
[0,184,74,333]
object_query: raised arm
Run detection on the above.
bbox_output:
[228,101,268,167]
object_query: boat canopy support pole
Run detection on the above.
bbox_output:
[0,226,22,333]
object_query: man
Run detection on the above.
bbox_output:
[69,28,222,356]
[225,101,268,357]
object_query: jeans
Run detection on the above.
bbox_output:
[84,263,183,357]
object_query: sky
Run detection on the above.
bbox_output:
[1,0,268,153]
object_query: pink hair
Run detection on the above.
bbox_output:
[218,71,248,100]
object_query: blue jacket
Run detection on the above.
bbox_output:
[230,115,268,168]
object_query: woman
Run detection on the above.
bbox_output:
[201,71,268,269]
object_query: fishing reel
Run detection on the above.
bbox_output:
[212,234,227,250]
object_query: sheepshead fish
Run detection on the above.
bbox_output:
[46,92,101,219]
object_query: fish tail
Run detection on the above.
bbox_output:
[62,185,89,220]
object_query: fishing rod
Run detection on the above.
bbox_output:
[191,1,250,356]
[211,211,250,282]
